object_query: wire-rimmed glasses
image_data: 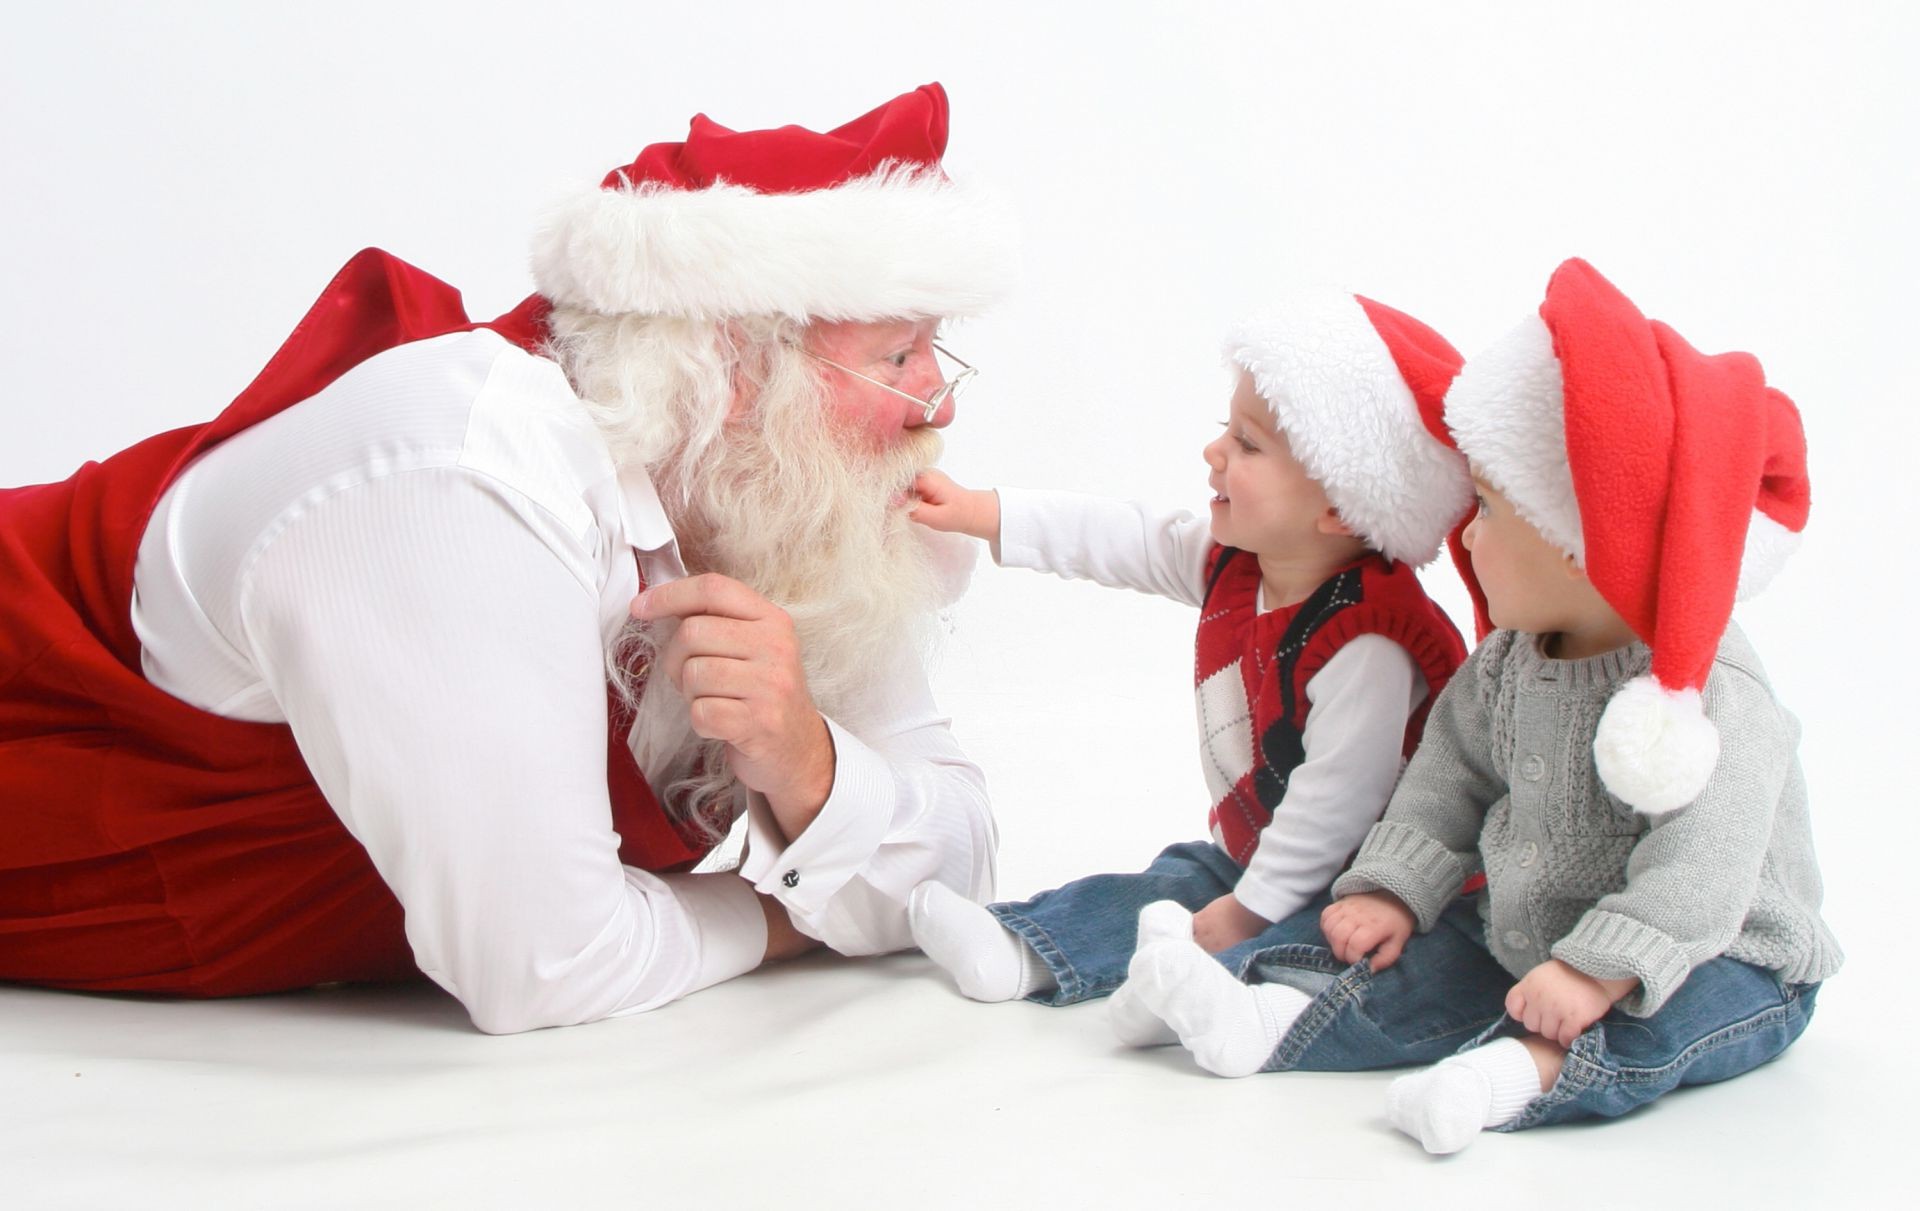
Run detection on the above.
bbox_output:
[800,343,977,423]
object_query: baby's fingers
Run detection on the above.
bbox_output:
[1505,984,1530,1024]
[1341,919,1389,966]
[911,469,956,502]
[1368,929,1407,971]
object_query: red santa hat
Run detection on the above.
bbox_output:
[530,83,1017,322]
[1444,258,1811,813]
[1223,290,1474,568]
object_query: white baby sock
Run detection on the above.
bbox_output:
[1385,1037,1543,1155]
[907,881,1054,1003]
[1107,900,1196,1047]
[1107,981,1178,1047]
[1120,900,1311,1077]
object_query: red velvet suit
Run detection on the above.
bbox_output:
[0,250,709,996]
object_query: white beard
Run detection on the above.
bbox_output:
[563,314,974,843]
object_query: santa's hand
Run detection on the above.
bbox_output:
[908,470,1000,542]
[632,574,834,839]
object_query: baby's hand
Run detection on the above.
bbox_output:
[1191,893,1271,953]
[908,470,1000,542]
[1505,960,1637,1047]
[1320,891,1416,970]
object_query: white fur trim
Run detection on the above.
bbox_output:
[1735,509,1801,601]
[1445,315,1585,563]
[1593,676,1720,814]
[1223,292,1471,566]
[529,165,1018,322]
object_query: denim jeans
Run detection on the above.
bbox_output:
[989,841,1330,1006]
[1242,897,1820,1129]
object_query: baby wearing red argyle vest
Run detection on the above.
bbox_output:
[903,291,1475,1010]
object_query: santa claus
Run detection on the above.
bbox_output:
[0,83,1017,1033]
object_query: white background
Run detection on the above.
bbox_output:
[2,2,1912,1207]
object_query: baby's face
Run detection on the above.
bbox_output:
[1201,373,1343,555]
[1462,477,1609,636]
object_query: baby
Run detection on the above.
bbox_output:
[1116,258,1842,1152]
[907,291,1473,1025]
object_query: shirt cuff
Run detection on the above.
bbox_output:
[740,716,892,917]
[992,485,1048,570]
[1550,909,1693,1017]
[656,870,768,996]
[1330,821,1469,932]
[1231,875,1298,925]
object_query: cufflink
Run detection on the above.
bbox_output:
[782,869,800,889]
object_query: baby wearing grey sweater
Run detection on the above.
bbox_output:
[1337,622,1839,1018]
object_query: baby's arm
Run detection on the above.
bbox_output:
[1196,637,1423,953]
[1546,662,1795,1017]
[979,485,1213,606]
[1330,636,1512,930]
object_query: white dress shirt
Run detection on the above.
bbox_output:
[995,487,1424,926]
[131,330,996,1033]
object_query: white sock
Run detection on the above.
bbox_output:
[907,881,1053,1003]
[1385,1037,1543,1155]
[1120,901,1311,1077]
[1108,980,1178,1047]
[1108,900,1212,1047]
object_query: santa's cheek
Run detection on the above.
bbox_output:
[830,398,906,447]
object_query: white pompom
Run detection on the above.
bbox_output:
[1592,676,1720,814]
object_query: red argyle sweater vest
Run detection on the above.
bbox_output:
[1196,548,1466,866]
[0,250,712,997]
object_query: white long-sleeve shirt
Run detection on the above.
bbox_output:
[130,329,996,1033]
[995,486,1423,925]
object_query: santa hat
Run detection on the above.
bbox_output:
[1223,290,1474,568]
[1444,258,1811,813]
[530,83,1017,322]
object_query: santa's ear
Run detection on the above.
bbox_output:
[1316,508,1356,537]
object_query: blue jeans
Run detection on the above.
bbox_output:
[988,841,1329,1006]
[1243,898,1821,1129]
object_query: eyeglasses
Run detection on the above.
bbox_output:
[799,342,978,423]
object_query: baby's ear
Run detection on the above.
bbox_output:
[1316,508,1356,537]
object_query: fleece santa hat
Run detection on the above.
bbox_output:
[1224,291,1474,568]
[530,82,1017,322]
[1445,258,1811,813]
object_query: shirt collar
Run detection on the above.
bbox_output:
[615,460,688,580]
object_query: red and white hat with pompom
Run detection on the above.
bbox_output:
[1224,291,1474,568]
[1444,258,1811,813]
[531,83,1017,322]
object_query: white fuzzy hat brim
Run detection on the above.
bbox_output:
[1224,293,1470,566]
[1444,313,1587,562]
[529,165,1019,322]
[1735,509,1802,601]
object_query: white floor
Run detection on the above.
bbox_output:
[0,948,1884,1211]
[4,576,1908,1209]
